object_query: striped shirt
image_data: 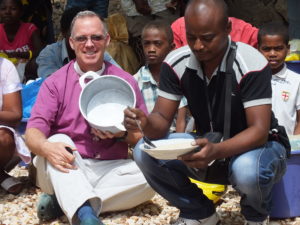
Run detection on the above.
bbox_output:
[134,66,187,131]
[159,37,276,136]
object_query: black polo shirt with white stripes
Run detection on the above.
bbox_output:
[159,39,276,136]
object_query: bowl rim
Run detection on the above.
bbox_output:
[79,74,136,130]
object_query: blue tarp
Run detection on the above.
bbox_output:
[21,78,45,121]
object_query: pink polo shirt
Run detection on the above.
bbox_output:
[27,60,147,160]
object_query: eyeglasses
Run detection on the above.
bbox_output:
[72,34,107,43]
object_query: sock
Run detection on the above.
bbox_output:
[76,201,103,225]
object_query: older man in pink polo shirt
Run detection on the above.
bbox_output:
[25,10,154,225]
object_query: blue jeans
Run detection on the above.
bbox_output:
[133,133,287,222]
[65,0,109,18]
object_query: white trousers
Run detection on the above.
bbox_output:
[33,134,155,225]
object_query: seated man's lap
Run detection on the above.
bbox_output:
[35,134,150,193]
[135,135,286,188]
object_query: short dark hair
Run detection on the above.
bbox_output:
[142,21,174,44]
[60,7,85,34]
[258,21,289,46]
[0,0,23,11]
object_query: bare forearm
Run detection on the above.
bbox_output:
[124,98,179,140]
[0,111,22,127]
[144,112,171,139]
[213,105,271,159]
[176,107,187,132]
[294,123,300,135]
[25,128,48,157]
[214,126,268,159]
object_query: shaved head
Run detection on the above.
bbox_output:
[185,0,229,30]
[183,0,231,66]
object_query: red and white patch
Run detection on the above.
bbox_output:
[281,91,289,101]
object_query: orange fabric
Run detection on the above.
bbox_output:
[171,17,259,49]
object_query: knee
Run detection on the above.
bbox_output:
[230,155,258,193]
[0,128,15,152]
[48,133,75,147]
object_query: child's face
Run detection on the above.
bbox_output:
[0,0,22,25]
[258,34,289,74]
[142,28,174,66]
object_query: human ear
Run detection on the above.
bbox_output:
[105,34,111,48]
[170,42,176,50]
[69,37,75,50]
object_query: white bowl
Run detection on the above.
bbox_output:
[140,138,197,160]
[79,72,136,133]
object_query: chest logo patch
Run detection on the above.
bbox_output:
[281,91,290,101]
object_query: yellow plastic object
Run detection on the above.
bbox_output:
[21,0,29,5]
[0,52,9,59]
[0,52,18,64]
[8,57,18,65]
[190,178,227,203]
[285,53,300,61]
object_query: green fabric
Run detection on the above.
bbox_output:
[37,193,64,221]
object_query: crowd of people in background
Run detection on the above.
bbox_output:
[0,0,300,225]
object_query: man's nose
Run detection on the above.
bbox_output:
[85,37,94,47]
[148,44,156,52]
[269,49,277,57]
[193,39,204,51]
